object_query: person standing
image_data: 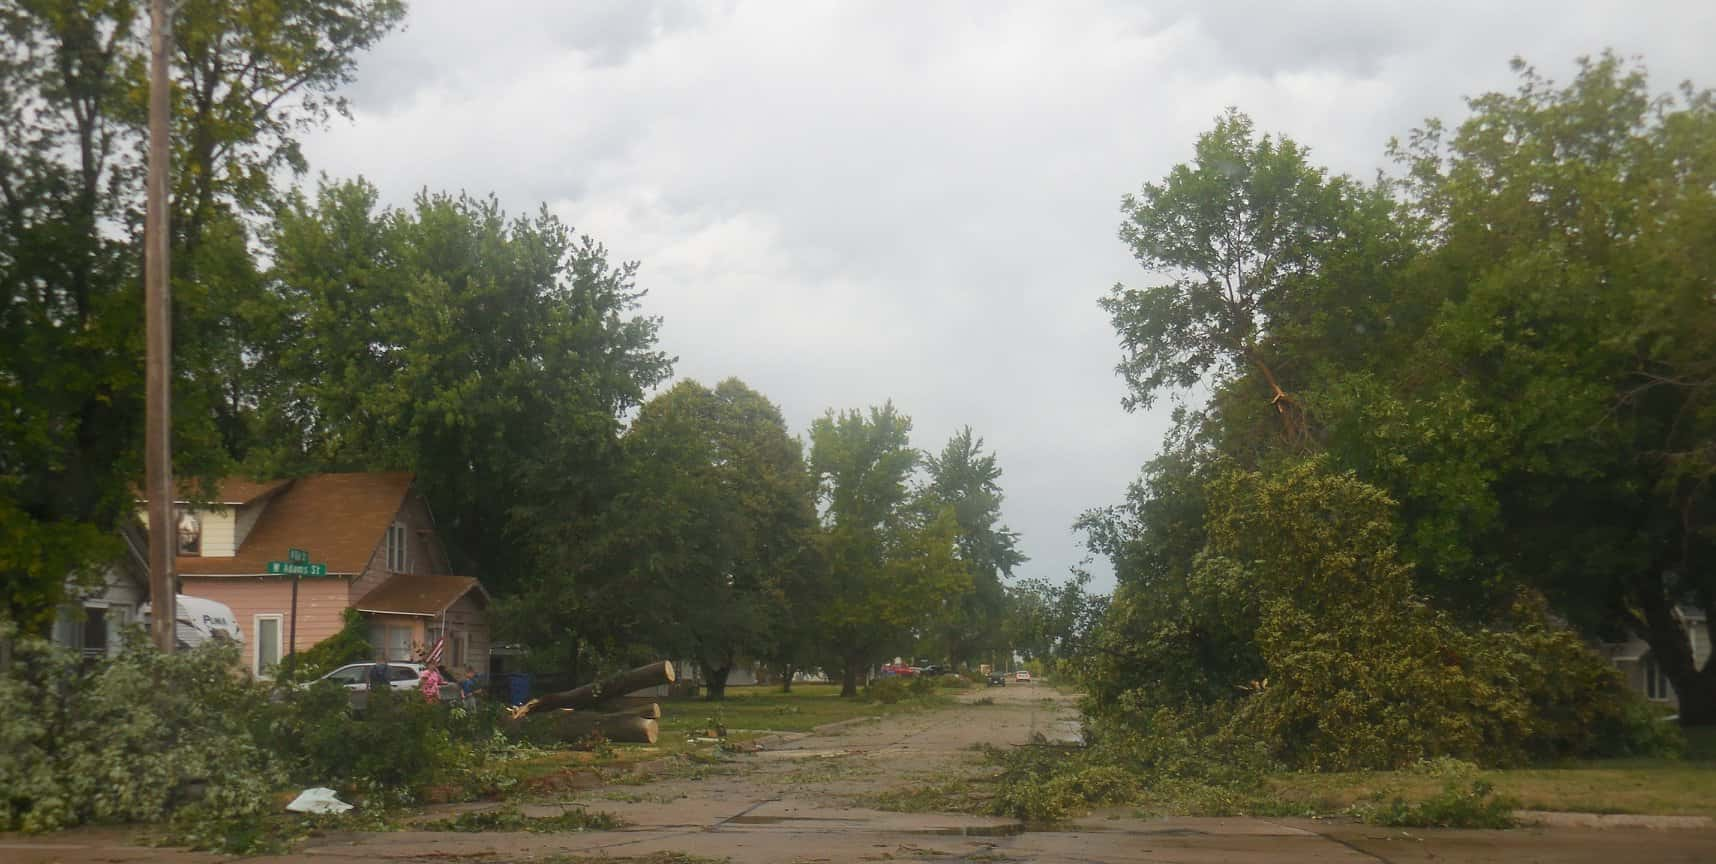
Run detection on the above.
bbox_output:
[460,667,482,709]
[366,653,392,692]
[419,662,444,703]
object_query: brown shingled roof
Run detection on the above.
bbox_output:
[170,472,415,575]
[178,477,294,505]
[355,574,486,617]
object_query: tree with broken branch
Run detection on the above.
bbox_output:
[1102,109,1355,443]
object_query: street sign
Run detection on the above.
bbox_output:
[266,561,327,577]
[288,547,309,564]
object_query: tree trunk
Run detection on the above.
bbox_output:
[704,663,731,701]
[1632,573,1715,726]
[513,711,659,744]
[599,697,662,718]
[840,651,862,698]
[515,660,674,717]
[779,663,795,693]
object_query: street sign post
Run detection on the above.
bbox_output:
[268,549,327,683]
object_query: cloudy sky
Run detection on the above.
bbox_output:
[301,0,1715,591]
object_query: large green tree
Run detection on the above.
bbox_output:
[250,180,673,621]
[593,378,818,700]
[809,404,968,696]
[1091,55,1716,728]
[1383,55,1716,722]
[0,0,403,629]
[922,426,1025,668]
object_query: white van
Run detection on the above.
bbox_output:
[138,594,245,650]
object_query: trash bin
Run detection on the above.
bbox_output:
[503,672,532,706]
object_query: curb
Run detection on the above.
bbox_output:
[1513,810,1715,830]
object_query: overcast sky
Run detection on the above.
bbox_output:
[301,0,1715,591]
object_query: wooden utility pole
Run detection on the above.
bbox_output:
[145,0,175,652]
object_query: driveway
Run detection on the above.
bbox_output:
[6,683,1715,862]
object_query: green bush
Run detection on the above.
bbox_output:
[1085,461,1673,771]
[281,608,372,681]
[865,677,908,704]
[907,674,941,696]
[0,628,519,847]
[0,629,283,833]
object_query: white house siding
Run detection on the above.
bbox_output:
[199,509,238,557]
[53,564,147,658]
[139,507,238,557]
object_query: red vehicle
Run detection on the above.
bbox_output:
[881,663,917,677]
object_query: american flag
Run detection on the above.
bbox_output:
[425,633,446,666]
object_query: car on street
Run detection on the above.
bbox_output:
[1015,670,1032,683]
[309,662,456,699]
[987,672,1007,686]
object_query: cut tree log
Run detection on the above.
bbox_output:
[603,696,666,717]
[519,711,660,745]
[512,660,675,719]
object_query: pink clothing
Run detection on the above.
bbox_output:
[420,666,444,702]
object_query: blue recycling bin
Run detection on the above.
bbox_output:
[503,672,532,706]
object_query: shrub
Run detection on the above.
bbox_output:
[1085,460,1672,770]
[282,608,372,680]
[0,629,283,833]
[907,674,941,696]
[261,684,467,794]
[865,677,908,704]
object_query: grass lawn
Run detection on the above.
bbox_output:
[1263,731,1716,819]
[657,682,962,735]
[498,681,966,790]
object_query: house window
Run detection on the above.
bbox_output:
[386,623,414,662]
[451,631,468,670]
[81,606,108,658]
[255,614,283,678]
[177,509,202,556]
[1644,657,1672,702]
[386,522,409,573]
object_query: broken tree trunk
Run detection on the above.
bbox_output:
[522,711,659,745]
[513,660,675,718]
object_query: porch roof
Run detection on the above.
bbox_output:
[355,574,487,618]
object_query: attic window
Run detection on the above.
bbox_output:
[386,522,409,573]
[176,510,202,556]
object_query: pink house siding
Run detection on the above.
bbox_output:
[183,576,352,673]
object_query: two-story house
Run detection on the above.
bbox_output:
[145,472,490,678]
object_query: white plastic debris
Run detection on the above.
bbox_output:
[286,787,353,814]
